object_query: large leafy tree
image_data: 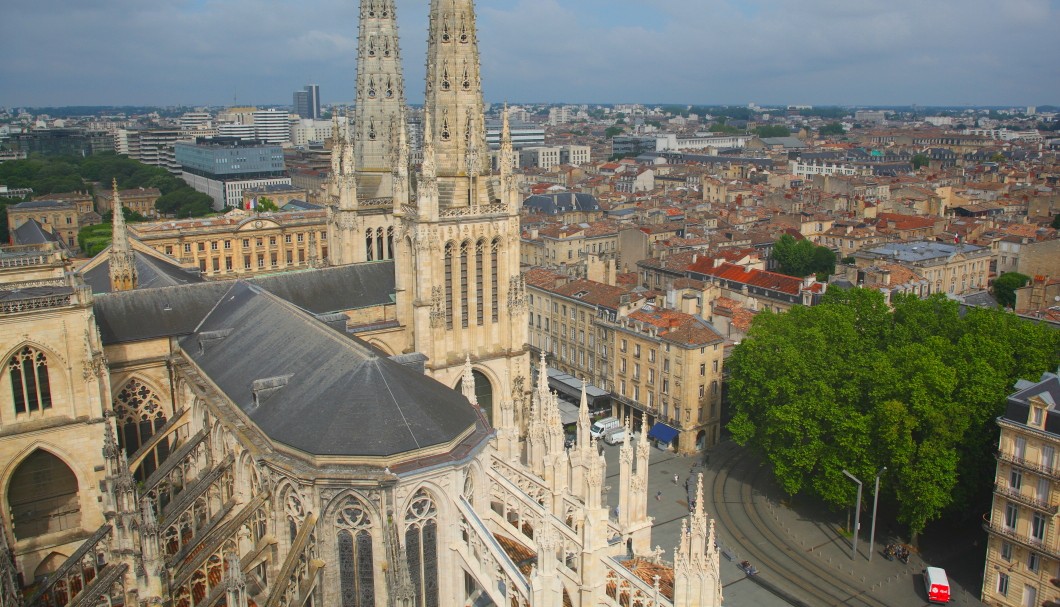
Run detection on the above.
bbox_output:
[992,272,1030,308]
[728,289,1060,542]
[772,234,837,278]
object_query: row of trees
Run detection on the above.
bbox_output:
[727,288,1060,541]
[772,234,836,279]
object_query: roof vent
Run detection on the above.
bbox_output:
[198,329,233,354]
[251,374,293,408]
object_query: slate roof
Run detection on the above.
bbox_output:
[12,220,63,247]
[93,261,396,344]
[523,192,601,215]
[83,250,204,293]
[179,282,480,458]
[10,199,77,210]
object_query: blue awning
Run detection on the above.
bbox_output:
[648,423,679,444]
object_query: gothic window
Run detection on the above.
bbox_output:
[459,14,469,43]
[441,110,451,140]
[455,370,493,426]
[441,63,451,92]
[460,242,470,329]
[284,489,305,544]
[405,490,439,607]
[113,378,169,481]
[7,450,81,540]
[336,496,374,607]
[367,77,376,99]
[444,243,454,329]
[490,239,499,323]
[8,345,52,414]
[464,110,473,146]
[365,229,374,261]
[441,14,451,42]
[475,240,485,326]
[368,117,377,140]
[462,472,474,505]
[386,227,394,260]
[385,77,394,98]
[366,0,375,18]
[367,36,376,57]
[383,37,392,58]
[461,62,471,91]
[376,227,385,260]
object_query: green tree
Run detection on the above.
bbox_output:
[1051,214,1060,229]
[818,122,845,136]
[912,153,930,170]
[155,188,213,218]
[992,272,1030,308]
[77,223,114,257]
[255,197,280,212]
[604,126,624,138]
[727,289,1060,542]
[772,234,834,277]
[755,125,791,138]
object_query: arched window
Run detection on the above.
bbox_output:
[376,227,385,261]
[284,489,305,544]
[7,450,81,540]
[113,378,169,481]
[336,496,375,607]
[405,490,439,607]
[460,242,469,329]
[444,243,454,329]
[475,240,485,326]
[386,227,394,260]
[8,346,52,414]
[490,239,499,323]
[365,229,374,262]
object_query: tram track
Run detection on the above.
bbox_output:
[709,447,924,607]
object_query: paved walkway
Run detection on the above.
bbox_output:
[599,438,987,606]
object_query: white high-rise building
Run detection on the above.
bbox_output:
[253,108,291,144]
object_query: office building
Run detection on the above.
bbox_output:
[293,84,321,119]
[175,138,290,209]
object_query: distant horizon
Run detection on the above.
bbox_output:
[3,1,1057,108]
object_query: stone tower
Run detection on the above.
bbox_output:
[394,0,528,428]
[353,0,407,200]
[422,0,493,208]
[327,0,406,266]
[108,179,137,292]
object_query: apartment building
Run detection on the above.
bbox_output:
[852,241,991,296]
[603,306,726,454]
[96,187,161,217]
[981,372,1060,607]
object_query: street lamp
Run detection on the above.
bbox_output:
[842,469,863,561]
[868,466,887,562]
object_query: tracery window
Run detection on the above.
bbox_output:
[376,227,385,261]
[366,229,374,261]
[460,242,469,329]
[113,378,169,481]
[9,345,52,414]
[490,239,499,323]
[405,490,439,607]
[444,243,454,329]
[475,240,485,326]
[336,496,375,607]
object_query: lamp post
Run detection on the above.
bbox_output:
[868,466,887,562]
[842,469,863,561]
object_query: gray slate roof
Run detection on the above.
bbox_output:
[93,261,395,345]
[180,282,479,457]
[523,192,601,215]
[12,220,63,247]
[83,250,204,293]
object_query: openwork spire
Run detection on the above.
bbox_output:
[108,179,137,291]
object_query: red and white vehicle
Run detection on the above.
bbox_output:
[923,567,951,604]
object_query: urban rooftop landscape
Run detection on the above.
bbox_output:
[0,1,1058,607]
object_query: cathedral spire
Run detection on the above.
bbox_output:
[108,179,137,291]
[354,0,407,198]
[423,0,493,208]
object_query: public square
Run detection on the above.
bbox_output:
[597,437,988,607]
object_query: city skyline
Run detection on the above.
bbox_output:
[1,0,1058,108]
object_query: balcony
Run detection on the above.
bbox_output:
[997,451,1060,481]
[994,484,1059,515]
[982,517,1060,560]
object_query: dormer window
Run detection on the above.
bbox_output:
[1031,405,1045,427]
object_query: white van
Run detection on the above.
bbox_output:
[923,567,951,604]
[604,427,627,445]
[589,416,620,439]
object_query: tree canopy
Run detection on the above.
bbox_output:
[727,289,1060,540]
[992,272,1030,308]
[818,122,845,136]
[755,125,791,138]
[772,234,836,278]
[912,153,930,170]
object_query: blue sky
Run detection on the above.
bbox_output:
[1,0,1057,108]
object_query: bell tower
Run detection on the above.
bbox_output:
[394,0,527,428]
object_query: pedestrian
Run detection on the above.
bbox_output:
[656,491,662,501]
[673,473,679,485]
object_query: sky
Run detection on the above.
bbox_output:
[2,0,1058,109]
